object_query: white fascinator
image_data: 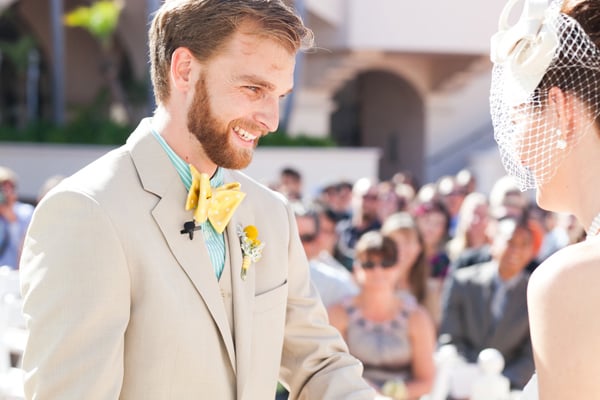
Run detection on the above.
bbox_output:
[490,0,560,107]
[490,0,600,190]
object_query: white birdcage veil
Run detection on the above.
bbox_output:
[490,0,600,191]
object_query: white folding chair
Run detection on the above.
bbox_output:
[0,266,26,399]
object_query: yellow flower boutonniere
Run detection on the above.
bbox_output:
[237,224,265,280]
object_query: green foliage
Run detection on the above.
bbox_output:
[0,89,335,147]
[0,122,337,147]
[0,36,36,72]
[0,114,131,145]
[64,0,123,48]
[276,382,288,394]
[259,131,336,147]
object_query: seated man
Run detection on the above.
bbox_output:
[439,216,535,390]
[294,204,358,307]
[0,166,34,269]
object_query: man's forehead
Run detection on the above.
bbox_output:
[216,30,295,86]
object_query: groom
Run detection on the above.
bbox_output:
[19,1,376,399]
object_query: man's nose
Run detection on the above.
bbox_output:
[256,96,280,133]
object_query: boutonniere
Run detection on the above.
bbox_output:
[237,224,265,280]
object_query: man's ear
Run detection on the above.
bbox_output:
[170,47,198,93]
[548,86,575,141]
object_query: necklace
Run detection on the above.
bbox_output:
[587,212,600,239]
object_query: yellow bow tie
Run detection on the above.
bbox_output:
[185,165,246,234]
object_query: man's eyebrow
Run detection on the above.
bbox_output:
[235,74,293,95]
[236,74,275,90]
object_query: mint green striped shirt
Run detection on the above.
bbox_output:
[151,128,226,279]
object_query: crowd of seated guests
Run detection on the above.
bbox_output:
[435,175,467,237]
[439,216,536,390]
[293,204,358,308]
[0,166,64,392]
[327,231,436,399]
[2,163,586,399]
[446,191,490,265]
[381,212,442,329]
[273,166,582,399]
[0,167,35,271]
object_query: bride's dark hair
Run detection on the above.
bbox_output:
[563,0,600,46]
[533,0,600,125]
[565,0,600,126]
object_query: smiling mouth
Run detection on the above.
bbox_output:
[233,126,258,142]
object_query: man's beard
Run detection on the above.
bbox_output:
[187,76,257,170]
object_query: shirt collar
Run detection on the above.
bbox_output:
[494,266,525,290]
[150,124,223,190]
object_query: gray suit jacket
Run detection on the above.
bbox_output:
[20,119,375,399]
[439,261,534,389]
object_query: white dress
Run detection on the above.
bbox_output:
[520,373,538,399]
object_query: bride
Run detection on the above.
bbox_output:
[490,0,600,398]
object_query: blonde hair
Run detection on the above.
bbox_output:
[447,192,489,260]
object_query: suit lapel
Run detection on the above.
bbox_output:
[477,263,498,340]
[490,276,528,339]
[152,187,237,371]
[224,170,256,399]
[128,119,236,372]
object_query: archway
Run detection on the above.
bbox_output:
[331,70,425,184]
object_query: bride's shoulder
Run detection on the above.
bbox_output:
[529,238,600,306]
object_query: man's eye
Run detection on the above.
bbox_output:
[245,86,260,93]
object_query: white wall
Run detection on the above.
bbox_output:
[2,143,114,202]
[245,147,381,199]
[0,144,380,203]
[426,69,494,158]
[305,0,344,26]
[469,146,508,195]
[345,0,506,54]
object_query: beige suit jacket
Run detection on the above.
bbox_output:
[20,119,375,399]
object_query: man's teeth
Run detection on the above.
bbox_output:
[233,126,257,141]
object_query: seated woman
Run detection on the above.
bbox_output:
[411,199,451,283]
[446,192,491,265]
[381,212,442,329]
[328,231,436,399]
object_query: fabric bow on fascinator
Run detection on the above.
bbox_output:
[490,0,561,106]
[185,165,246,234]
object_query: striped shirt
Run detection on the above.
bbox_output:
[151,127,226,279]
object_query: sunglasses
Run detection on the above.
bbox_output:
[360,259,396,269]
[300,233,318,243]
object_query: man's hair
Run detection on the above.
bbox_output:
[281,167,302,181]
[149,0,314,104]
